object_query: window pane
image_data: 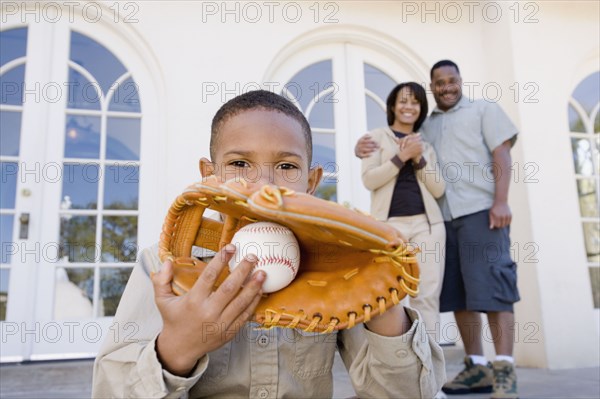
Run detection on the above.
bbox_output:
[106,117,141,161]
[582,221,600,263]
[99,267,133,316]
[571,72,600,115]
[366,94,386,131]
[590,267,600,308]
[0,269,9,320]
[104,165,139,210]
[0,162,18,209]
[0,65,25,106]
[0,110,22,156]
[70,31,126,96]
[308,100,334,129]
[576,179,599,217]
[315,178,337,202]
[59,215,97,263]
[364,63,396,103]
[101,216,138,262]
[64,115,101,159]
[67,68,101,110]
[568,104,586,133]
[109,77,141,113]
[54,267,93,319]
[572,138,595,176]
[0,28,27,66]
[61,163,99,209]
[1,215,15,264]
[284,60,333,112]
[312,131,335,168]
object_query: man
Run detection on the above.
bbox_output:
[355,60,520,399]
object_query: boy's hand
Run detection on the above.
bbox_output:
[355,134,379,158]
[152,245,266,376]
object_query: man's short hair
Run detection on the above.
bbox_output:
[430,60,460,79]
[211,90,313,164]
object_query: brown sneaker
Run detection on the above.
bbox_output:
[491,360,518,399]
[442,357,493,395]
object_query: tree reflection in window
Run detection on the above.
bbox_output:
[568,71,600,308]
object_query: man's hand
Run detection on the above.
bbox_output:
[355,134,379,158]
[153,245,265,376]
[489,201,512,229]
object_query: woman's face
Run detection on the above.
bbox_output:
[393,87,421,127]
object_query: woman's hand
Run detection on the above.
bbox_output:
[397,133,423,163]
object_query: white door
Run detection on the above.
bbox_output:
[1,19,145,361]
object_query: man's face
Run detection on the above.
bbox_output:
[430,65,462,111]
[202,109,322,194]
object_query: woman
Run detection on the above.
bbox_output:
[361,82,446,343]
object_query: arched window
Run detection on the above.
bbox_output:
[568,71,600,307]
[56,31,141,318]
[281,58,400,203]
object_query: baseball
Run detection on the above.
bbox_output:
[229,222,300,293]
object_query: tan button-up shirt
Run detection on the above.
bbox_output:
[92,245,446,398]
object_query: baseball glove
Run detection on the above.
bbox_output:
[159,176,420,333]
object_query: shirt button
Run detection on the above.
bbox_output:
[258,388,269,398]
[257,335,269,347]
[395,349,408,358]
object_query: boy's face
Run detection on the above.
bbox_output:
[200,109,322,194]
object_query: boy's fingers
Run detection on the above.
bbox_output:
[190,244,236,299]
[210,255,259,306]
[225,288,263,331]
[220,269,266,325]
[152,260,175,298]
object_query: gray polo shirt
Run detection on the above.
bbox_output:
[421,96,518,221]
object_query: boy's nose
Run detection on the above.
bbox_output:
[250,166,277,188]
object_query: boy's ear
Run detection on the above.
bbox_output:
[199,157,214,177]
[306,165,323,195]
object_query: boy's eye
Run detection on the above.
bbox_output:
[229,160,250,168]
[278,163,298,170]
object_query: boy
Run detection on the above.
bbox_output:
[92,90,445,398]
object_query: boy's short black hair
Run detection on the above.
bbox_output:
[386,82,429,132]
[210,90,313,164]
[430,60,460,79]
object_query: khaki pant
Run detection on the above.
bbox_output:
[387,215,446,343]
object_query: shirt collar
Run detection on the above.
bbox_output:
[431,95,472,114]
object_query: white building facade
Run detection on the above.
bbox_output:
[0,1,598,369]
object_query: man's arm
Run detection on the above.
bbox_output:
[489,139,513,229]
